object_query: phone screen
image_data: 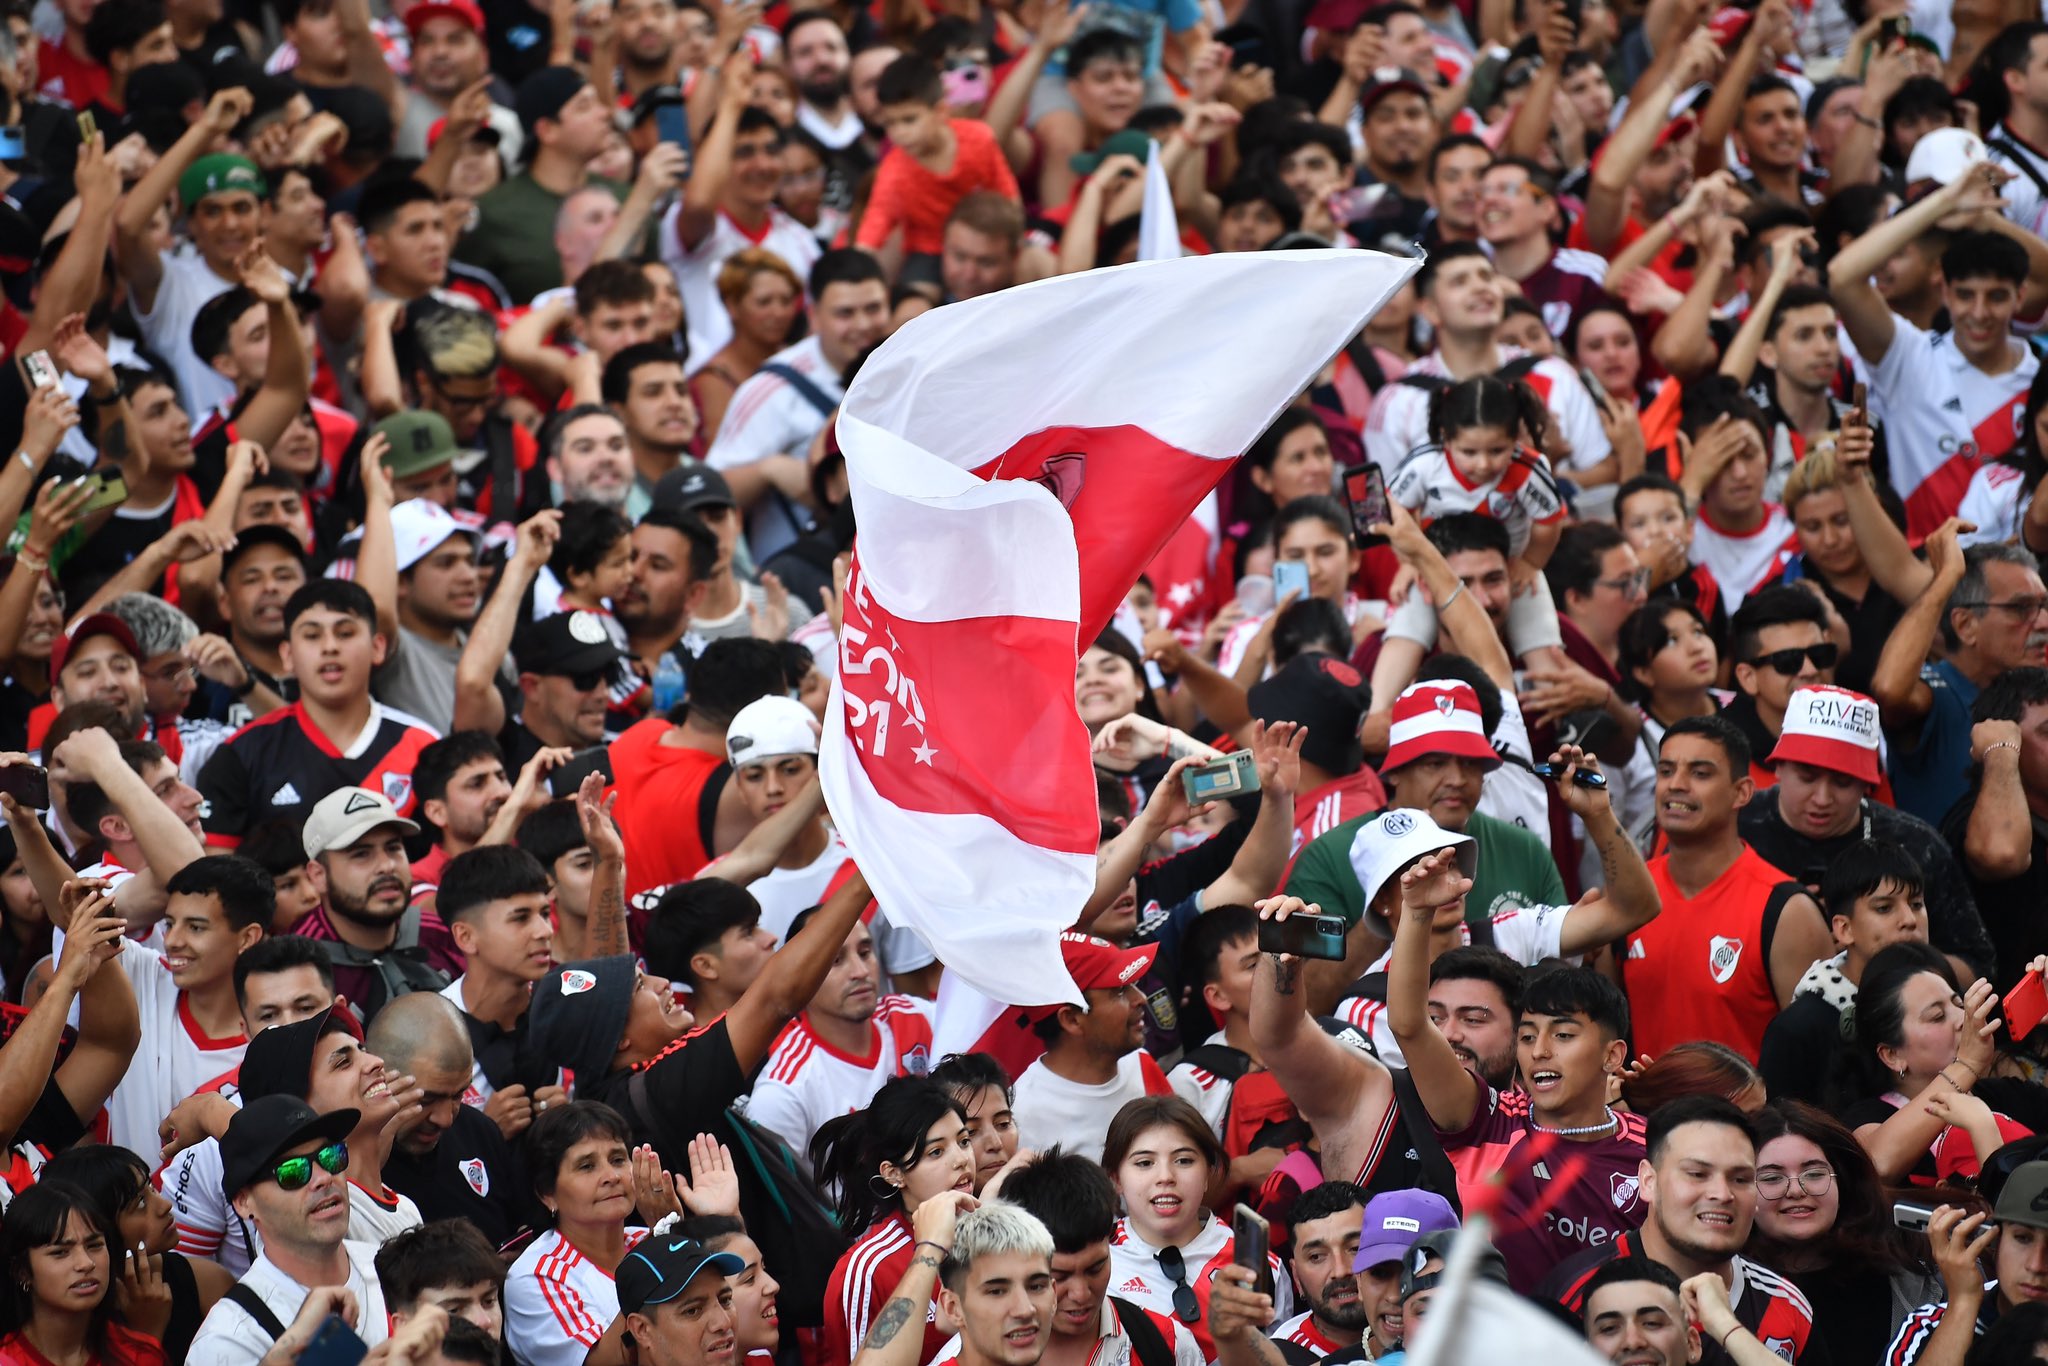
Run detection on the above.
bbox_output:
[1343,463,1388,544]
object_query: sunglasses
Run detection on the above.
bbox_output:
[1745,641,1839,675]
[567,668,610,693]
[1155,1246,1201,1324]
[269,1141,348,1191]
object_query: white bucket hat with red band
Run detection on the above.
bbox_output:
[1767,685,1883,786]
[1381,680,1500,775]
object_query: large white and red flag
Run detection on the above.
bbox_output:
[818,250,1420,1023]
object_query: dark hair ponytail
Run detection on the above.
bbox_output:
[1425,374,1546,450]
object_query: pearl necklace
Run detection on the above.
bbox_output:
[1529,1105,1620,1137]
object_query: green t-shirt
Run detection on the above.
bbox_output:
[455,172,628,305]
[1284,807,1568,930]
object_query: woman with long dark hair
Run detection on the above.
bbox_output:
[0,1181,167,1366]
[929,1052,1019,1194]
[37,1146,231,1362]
[1745,1101,1941,1365]
[813,1076,975,1366]
[1620,1040,1765,1114]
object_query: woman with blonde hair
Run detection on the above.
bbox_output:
[691,248,804,443]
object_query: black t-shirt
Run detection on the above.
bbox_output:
[1791,1262,1922,1366]
[1800,558,1904,699]
[1940,797,2048,993]
[1738,798,1995,974]
[581,1016,752,1169]
[383,1102,538,1249]
[456,999,558,1096]
[197,701,439,845]
[1757,992,1843,1108]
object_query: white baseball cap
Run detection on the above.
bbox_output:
[390,498,478,572]
[726,695,821,765]
[1346,808,1477,928]
[1904,128,1988,188]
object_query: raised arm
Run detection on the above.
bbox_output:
[1247,897,1393,1138]
[114,88,253,315]
[598,143,690,265]
[1581,28,1721,255]
[1651,213,1736,381]
[1869,519,1967,728]
[19,138,120,357]
[1826,165,1991,367]
[0,896,127,1143]
[499,299,576,400]
[576,771,630,959]
[355,432,401,645]
[1692,0,1786,175]
[1502,3,1573,162]
[230,248,313,451]
[55,727,205,922]
[335,0,404,123]
[51,896,140,1125]
[1719,230,1810,385]
[1383,849,1483,1131]
[724,866,872,1072]
[454,510,558,736]
[1077,755,1200,930]
[1548,746,1661,948]
[1833,402,1933,605]
[987,5,1089,164]
[1962,719,2032,879]
[1381,502,1512,688]
[1201,723,1303,907]
[675,50,757,253]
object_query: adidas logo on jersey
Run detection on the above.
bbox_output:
[1532,1161,1552,1179]
[1117,1277,1149,1295]
[1944,397,1964,412]
[273,782,302,805]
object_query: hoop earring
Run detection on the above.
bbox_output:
[868,1173,899,1200]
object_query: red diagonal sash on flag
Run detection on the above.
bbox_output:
[820,251,1422,1013]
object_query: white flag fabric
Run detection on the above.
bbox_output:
[1138,142,1181,262]
[820,251,1422,1011]
[1407,1219,1607,1366]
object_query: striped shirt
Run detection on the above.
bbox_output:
[822,1211,950,1366]
[506,1227,649,1366]
[1886,1286,1999,1366]
[743,996,935,1158]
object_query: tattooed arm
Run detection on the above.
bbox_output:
[855,1192,979,1366]
[1211,1265,1286,1366]
[1247,898,1394,1147]
[577,772,631,960]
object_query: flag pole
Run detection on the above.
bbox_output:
[1401,1213,1492,1366]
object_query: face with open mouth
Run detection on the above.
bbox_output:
[1114,1122,1214,1247]
[949,1250,1055,1366]
[1646,1120,1757,1262]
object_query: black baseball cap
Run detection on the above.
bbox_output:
[1248,654,1369,777]
[1993,1159,2048,1231]
[617,1236,745,1314]
[516,610,624,678]
[652,464,737,514]
[517,66,589,137]
[220,1095,359,1201]
[221,524,312,576]
[238,1006,362,1103]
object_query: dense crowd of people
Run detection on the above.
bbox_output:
[12,0,2048,1362]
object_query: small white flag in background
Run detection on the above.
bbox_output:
[819,251,1421,1039]
[1138,142,1181,262]
[1407,1217,1607,1366]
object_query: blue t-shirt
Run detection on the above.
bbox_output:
[1888,657,1979,828]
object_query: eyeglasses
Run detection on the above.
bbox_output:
[1755,1165,1833,1200]
[1745,642,1839,675]
[145,663,199,685]
[1155,1246,1201,1324]
[1981,596,2048,619]
[1595,568,1650,596]
[268,1141,348,1191]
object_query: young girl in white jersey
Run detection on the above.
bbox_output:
[1383,374,1569,663]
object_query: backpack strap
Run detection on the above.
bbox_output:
[1496,355,1545,383]
[395,901,422,951]
[483,416,519,525]
[1111,1298,1176,1366]
[1343,333,1389,393]
[224,1284,292,1343]
[1389,1068,1463,1215]
[745,364,829,542]
[1180,1043,1255,1083]
[1989,136,2048,201]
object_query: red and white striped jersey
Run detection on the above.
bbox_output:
[505,1227,649,1366]
[1167,1030,1236,1138]
[822,1211,951,1366]
[1271,1310,1355,1358]
[1689,506,1798,613]
[743,996,935,1157]
[1108,1215,1293,1361]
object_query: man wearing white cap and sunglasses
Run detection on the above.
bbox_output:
[1738,685,1991,971]
[1328,742,1663,1065]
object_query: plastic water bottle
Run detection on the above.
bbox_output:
[653,653,687,715]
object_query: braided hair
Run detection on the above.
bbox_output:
[1424,374,1548,451]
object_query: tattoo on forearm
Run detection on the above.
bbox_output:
[863,1299,915,1351]
[1271,957,1299,997]
[1599,838,1622,891]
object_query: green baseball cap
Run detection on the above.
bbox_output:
[178,154,268,212]
[373,411,460,479]
[1070,128,1154,176]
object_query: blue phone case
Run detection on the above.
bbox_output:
[1273,561,1310,603]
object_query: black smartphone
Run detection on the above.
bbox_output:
[546,746,614,798]
[298,1315,368,1366]
[1882,15,1910,44]
[0,764,51,810]
[1892,1201,1936,1233]
[1342,463,1388,546]
[1232,1204,1274,1298]
[1257,913,1349,961]
[1557,0,1581,35]
[1531,761,1608,791]
[654,100,693,164]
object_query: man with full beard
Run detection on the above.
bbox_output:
[295,785,462,1022]
[1274,1185,1452,1360]
[785,10,873,213]
[1542,1097,1814,1362]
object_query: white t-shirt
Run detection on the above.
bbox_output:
[1012,1051,1172,1163]
[348,1180,423,1245]
[704,334,842,563]
[1689,506,1798,612]
[1864,312,2038,537]
[1479,692,1547,835]
[664,205,822,372]
[132,246,242,418]
[506,1227,649,1366]
[1332,900,1573,1067]
[106,938,248,1159]
[186,1243,388,1366]
[1364,349,1612,480]
[743,995,935,1158]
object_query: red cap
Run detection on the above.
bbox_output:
[1656,111,1699,150]
[1057,932,1157,993]
[1381,681,1499,775]
[50,613,142,680]
[426,115,500,149]
[405,0,484,36]
[1767,686,1883,787]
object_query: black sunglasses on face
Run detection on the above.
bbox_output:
[1746,641,1838,675]
[1155,1246,1201,1324]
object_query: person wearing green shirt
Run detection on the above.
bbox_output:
[456,66,626,303]
[1286,677,1567,1007]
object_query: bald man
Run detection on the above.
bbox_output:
[372,993,544,1245]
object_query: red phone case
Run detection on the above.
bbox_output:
[2006,970,2048,1042]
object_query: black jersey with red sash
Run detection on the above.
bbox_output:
[1542,1231,1814,1361]
[197,701,438,847]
